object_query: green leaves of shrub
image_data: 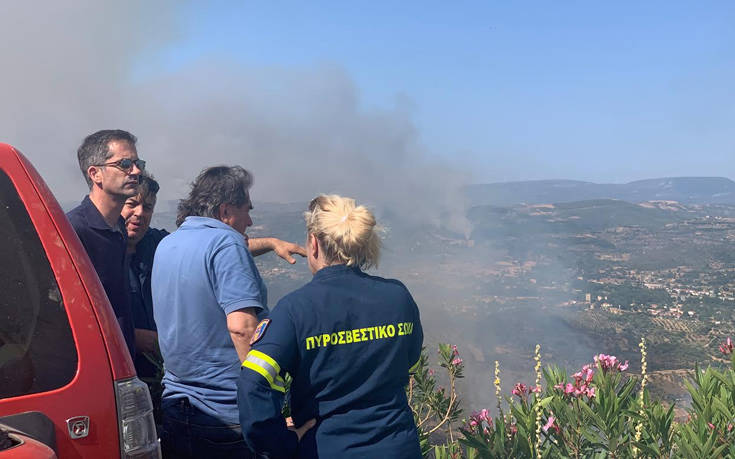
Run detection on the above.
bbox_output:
[409,342,735,458]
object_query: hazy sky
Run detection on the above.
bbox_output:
[171,1,735,183]
[1,1,733,211]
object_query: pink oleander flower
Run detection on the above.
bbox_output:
[573,366,595,384]
[556,364,598,399]
[467,409,493,431]
[719,337,733,355]
[509,423,518,435]
[593,353,629,373]
[708,422,716,430]
[531,385,542,393]
[512,383,528,398]
[542,416,560,435]
[451,345,459,356]
[451,357,463,366]
[593,353,615,371]
[428,369,435,376]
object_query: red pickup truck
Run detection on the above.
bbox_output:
[0,144,160,458]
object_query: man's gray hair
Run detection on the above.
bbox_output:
[176,166,252,226]
[77,129,137,188]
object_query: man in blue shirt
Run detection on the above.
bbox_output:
[125,171,305,432]
[67,130,145,358]
[152,165,304,459]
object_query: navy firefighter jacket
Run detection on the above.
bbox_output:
[237,264,423,458]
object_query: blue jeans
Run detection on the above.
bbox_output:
[160,397,253,459]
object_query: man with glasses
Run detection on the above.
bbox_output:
[67,129,144,357]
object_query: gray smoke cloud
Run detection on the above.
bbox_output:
[0,2,471,235]
[1,2,669,415]
[6,2,604,414]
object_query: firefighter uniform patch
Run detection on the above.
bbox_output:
[250,319,271,345]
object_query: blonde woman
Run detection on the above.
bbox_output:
[238,194,423,458]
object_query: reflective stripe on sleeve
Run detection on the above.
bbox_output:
[242,350,286,393]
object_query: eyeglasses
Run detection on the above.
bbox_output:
[95,158,146,173]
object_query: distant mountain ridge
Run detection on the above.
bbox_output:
[465,177,735,207]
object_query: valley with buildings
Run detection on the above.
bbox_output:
[152,178,735,409]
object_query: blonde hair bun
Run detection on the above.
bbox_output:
[305,194,381,269]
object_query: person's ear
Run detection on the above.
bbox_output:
[218,203,233,226]
[309,233,319,260]
[218,203,230,222]
[87,165,103,187]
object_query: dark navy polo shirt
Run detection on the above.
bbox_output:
[129,227,168,378]
[130,227,169,333]
[67,195,135,358]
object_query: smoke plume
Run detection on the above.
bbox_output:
[0,2,470,235]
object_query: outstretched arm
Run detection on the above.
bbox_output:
[248,237,306,264]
